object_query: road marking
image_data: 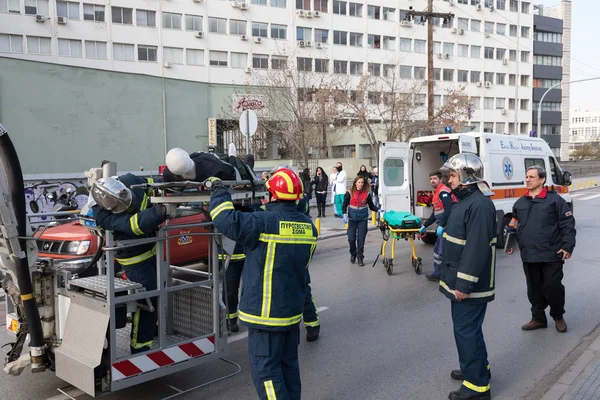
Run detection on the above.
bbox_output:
[578,194,600,201]
[46,387,85,400]
[166,384,183,393]
[227,306,330,344]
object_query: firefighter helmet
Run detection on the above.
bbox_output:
[91,177,133,214]
[266,168,304,201]
[441,153,485,186]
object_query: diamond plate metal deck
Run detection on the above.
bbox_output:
[68,275,143,296]
[173,286,214,338]
[115,325,193,359]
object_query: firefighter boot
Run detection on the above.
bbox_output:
[229,318,239,333]
[306,326,320,342]
[451,369,492,381]
[448,389,491,400]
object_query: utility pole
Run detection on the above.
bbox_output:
[406,3,454,135]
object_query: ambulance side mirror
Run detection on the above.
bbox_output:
[562,171,572,186]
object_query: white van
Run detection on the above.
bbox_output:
[378,132,573,247]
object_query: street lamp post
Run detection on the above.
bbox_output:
[536,76,600,137]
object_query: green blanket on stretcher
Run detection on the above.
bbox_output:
[382,210,421,230]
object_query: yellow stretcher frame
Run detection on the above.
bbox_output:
[379,222,423,276]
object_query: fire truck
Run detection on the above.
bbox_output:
[0,123,267,397]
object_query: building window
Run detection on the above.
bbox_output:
[400,38,411,52]
[186,49,204,66]
[368,63,381,76]
[434,95,442,108]
[484,122,494,133]
[399,65,411,79]
[56,1,79,20]
[111,6,132,24]
[163,47,183,64]
[433,41,441,54]
[138,45,157,62]
[367,35,381,49]
[333,31,347,45]
[297,27,311,40]
[315,58,328,73]
[496,0,506,10]
[484,47,494,59]
[297,57,312,71]
[470,71,481,83]
[521,51,530,63]
[334,60,347,74]
[57,38,81,57]
[533,102,561,112]
[296,0,310,10]
[510,0,518,12]
[252,0,267,4]
[509,74,516,86]
[533,78,561,88]
[271,24,287,39]
[84,40,106,59]
[534,55,562,66]
[520,99,529,110]
[471,19,480,32]
[496,23,506,35]
[185,15,203,31]
[272,56,287,70]
[509,49,517,61]
[230,20,247,35]
[414,39,426,53]
[383,36,395,50]
[496,122,505,134]
[315,29,328,43]
[210,51,228,67]
[0,0,20,14]
[415,67,426,80]
[458,70,468,83]
[496,98,506,109]
[520,26,530,38]
[25,0,49,16]
[471,45,480,58]
[496,48,506,60]
[434,68,441,81]
[521,1,530,13]
[509,24,517,37]
[496,73,506,85]
[542,125,561,135]
[457,18,468,31]
[470,97,480,110]
[314,0,328,12]
[83,4,104,21]
[484,21,494,34]
[333,0,346,15]
[349,32,362,47]
[27,36,51,55]
[230,52,247,68]
[252,22,268,38]
[162,12,182,29]
[536,31,562,43]
[271,0,286,7]
[209,17,227,34]
[458,44,468,57]
[367,5,380,19]
[113,43,135,61]
[484,97,494,110]
[350,61,363,75]
[368,91,381,104]
[383,7,395,21]
[520,123,528,135]
[348,2,361,17]
[443,69,454,82]
[442,42,453,56]
[508,98,515,110]
[520,75,530,87]
[136,10,156,27]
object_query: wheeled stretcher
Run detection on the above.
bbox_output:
[378,211,423,276]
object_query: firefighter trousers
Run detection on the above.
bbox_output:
[125,262,157,354]
[223,260,244,321]
[248,325,301,400]
[432,235,443,277]
[451,301,491,396]
[303,269,319,328]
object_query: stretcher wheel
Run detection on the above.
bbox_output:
[414,257,423,275]
[385,259,393,276]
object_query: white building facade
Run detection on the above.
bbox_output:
[569,108,600,151]
[1,0,537,154]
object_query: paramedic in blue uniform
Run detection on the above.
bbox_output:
[91,174,176,354]
[419,171,456,282]
[208,168,317,400]
[220,239,245,333]
[439,154,497,400]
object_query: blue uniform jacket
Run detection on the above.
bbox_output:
[440,187,497,304]
[209,190,317,331]
[93,173,167,267]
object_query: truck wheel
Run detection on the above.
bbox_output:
[496,216,511,249]
[421,233,437,245]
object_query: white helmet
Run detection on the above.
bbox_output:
[441,153,493,195]
[91,178,133,214]
[166,148,195,180]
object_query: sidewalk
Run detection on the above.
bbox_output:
[307,204,379,240]
[569,175,600,192]
[542,332,600,400]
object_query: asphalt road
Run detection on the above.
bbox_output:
[2,188,600,400]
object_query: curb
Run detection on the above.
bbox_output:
[541,334,600,400]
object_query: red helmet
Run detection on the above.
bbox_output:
[266,168,304,201]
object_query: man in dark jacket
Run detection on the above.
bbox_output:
[439,154,497,400]
[506,166,576,333]
[208,168,317,400]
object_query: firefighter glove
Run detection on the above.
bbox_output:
[343,214,348,224]
[419,226,427,235]
[436,226,444,237]
[206,176,224,191]
[162,204,179,218]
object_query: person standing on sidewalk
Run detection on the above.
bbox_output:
[370,167,380,208]
[419,171,456,282]
[312,167,328,218]
[342,176,379,266]
[333,162,347,218]
[439,153,496,400]
[300,168,313,218]
[505,166,576,333]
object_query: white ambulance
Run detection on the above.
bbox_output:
[378,132,573,247]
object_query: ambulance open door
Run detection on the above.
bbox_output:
[378,142,411,214]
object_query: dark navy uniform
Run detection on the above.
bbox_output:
[220,241,245,326]
[93,173,166,353]
[210,189,317,400]
[440,186,497,398]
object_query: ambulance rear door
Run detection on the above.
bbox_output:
[378,142,411,213]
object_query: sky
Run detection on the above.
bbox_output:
[535,0,600,110]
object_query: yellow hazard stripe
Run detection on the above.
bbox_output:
[129,214,144,236]
[264,380,277,399]
[259,234,317,245]
[218,254,246,261]
[140,194,148,211]
[116,245,157,266]
[463,380,490,393]
[457,272,479,283]
[261,241,276,318]
[21,293,33,301]
[238,310,302,327]
[443,232,466,245]
[210,201,234,220]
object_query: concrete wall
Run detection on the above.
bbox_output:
[0,57,247,175]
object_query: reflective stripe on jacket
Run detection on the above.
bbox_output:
[209,190,317,331]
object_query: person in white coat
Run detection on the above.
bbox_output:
[329,167,338,208]
[333,162,347,218]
